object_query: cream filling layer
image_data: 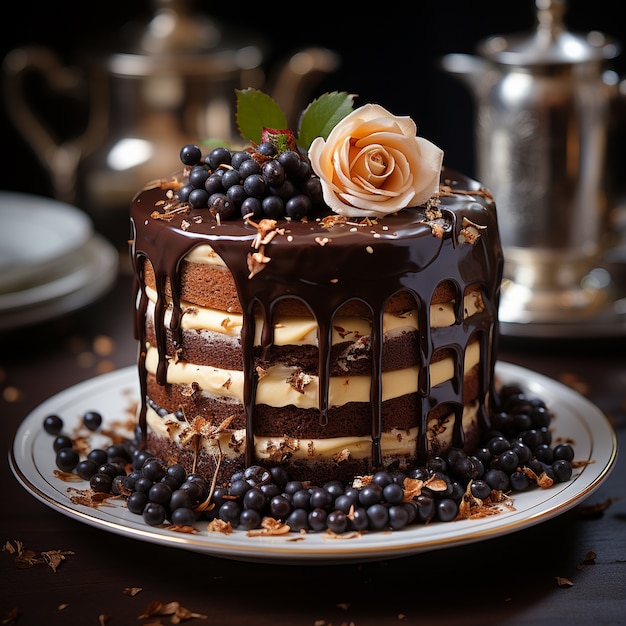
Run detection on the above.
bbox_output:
[145,400,479,461]
[145,285,484,344]
[145,340,480,408]
[185,244,226,266]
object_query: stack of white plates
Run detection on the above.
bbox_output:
[0,191,118,330]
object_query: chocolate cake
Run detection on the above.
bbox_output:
[129,93,504,487]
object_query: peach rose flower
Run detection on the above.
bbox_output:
[308,104,443,217]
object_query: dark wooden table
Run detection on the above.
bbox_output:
[1,261,625,626]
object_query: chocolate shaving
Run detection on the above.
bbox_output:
[246,517,290,536]
[576,496,621,518]
[123,587,143,597]
[4,540,74,572]
[286,368,312,393]
[138,600,207,623]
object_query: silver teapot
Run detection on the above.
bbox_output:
[3,0,339,219]
[441,0,623,329]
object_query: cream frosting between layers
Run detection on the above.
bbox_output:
[144,285,485,344]
[145,400,479,462]
[144,340,480,409]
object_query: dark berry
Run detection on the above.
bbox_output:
[308,508,328,532]
[240,196,262,218]
[520,429,544,451]
[76,459,98,480]
[142,458,167,481]
[509,470,531,491]
[323,480,344,499]
[43,414,63,435]
[261,195,284,218]
[143,502,166,526]
[427,456,447,473]
[277,150,302,174]
[327,510,348,533]
[243,174,266,198]
[366,503,389,530]
[285,194,312,219]
[334,493,358,513]
[55,448,79,472]
[90,472,113,493]
[97,462,125,478]
[484,468,510,492]
[177,184,193,203]
[496,449,520,473]
[270,495,292,518]
[243,487,267,511]
[238,508,262,530]
[53,435,73,453]
[552,459,573,482]
[180,144,201,166]
[470,479,491,500]
[169,489,193,511]
[310,488,333,510]
[231,150,251,169]
[487,436,510,456]
[221,169,243,189]
[204,173,224,195]
[436,498,459,522]
[535,444,554,464]
[349,507,370,531]
[286,508,309,531]
[292,489,312,510]
[388,505,410,530]
[269,179,295,200]
[382,482,404,505]
[238,158,261,178]
[166,463,187,485]
[133,475,154,494]
[170,507,196,527]
[148,482,172,504]
[300,176,323,206]
[219,500,242,524]
[206,146,232,169]
[553,444,575,462]
[229,479,251,498]
[262,160,285,187]
[188,188,209,209]
[188,165,210,189]
[87,448,108,466]
[256,141,277,157]
[415,494,435,522]
[127,491,148,515]
[359,484,384,507]
[208,193,235,220]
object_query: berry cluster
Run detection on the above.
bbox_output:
[42,384,574,534]
[177,143,324,221]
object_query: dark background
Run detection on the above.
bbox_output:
[1,0,625,215]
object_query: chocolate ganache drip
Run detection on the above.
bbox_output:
[130,167,503,471]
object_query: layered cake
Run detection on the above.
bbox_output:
[130,91,504,487]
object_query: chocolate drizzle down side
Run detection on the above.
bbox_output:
[130,167,504,472]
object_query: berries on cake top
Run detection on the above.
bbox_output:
[173,89,444,221]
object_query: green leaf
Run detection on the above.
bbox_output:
[297,92,356,150]
[236,88,288,144]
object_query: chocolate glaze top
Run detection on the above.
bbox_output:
[130,167,504,468]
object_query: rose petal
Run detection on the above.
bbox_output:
[308,104,443,217]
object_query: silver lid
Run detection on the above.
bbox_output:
[105,0,264,77]
[477,0,619,66]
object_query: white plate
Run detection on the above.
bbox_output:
[0,234,118,330]
[9,362,618,564]
[0,192,92,292]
